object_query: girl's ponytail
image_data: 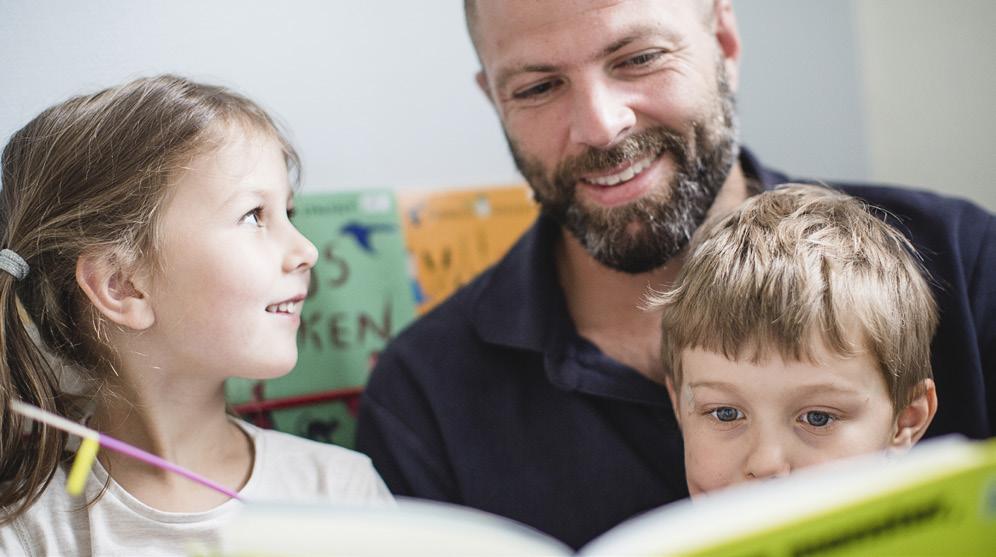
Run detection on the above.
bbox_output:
[0,253,68,524]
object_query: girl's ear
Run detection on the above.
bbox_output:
[889,378,938,451]
[76,252,155,331]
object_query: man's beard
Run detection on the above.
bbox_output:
[508,68,740,274]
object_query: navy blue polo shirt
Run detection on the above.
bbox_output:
[356,149,996,549]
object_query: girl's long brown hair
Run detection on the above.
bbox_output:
[0,75,298,523]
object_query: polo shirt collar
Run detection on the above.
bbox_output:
[469,147,782,403]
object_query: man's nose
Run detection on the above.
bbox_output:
[567,77,635,149]
[743,430,792,481]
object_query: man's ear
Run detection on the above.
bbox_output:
[889,378,938,451]
[665,376,683,429]
[76,252,155,331]
[475,70,494,105]
[711,0,742,92]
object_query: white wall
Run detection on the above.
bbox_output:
[1,1,992,210]
[853,0,996,210]
[736,0,870,186]
[0,0,508,190]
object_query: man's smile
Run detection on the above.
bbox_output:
[579,153,658,187]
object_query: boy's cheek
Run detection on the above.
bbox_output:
[683,431,740,497]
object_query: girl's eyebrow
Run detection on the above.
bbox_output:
[224,185,292,206]
[222,189,266,207]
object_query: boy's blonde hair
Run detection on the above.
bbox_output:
[647,184,937,411]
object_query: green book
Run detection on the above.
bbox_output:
[211,435,996,556]
[583,435,996,556]
[225,191,417,448]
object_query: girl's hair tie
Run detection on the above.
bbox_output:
[0,249,29,280]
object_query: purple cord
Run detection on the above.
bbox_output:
[98,434,243,500]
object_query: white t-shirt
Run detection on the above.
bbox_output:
[0,421,393,556]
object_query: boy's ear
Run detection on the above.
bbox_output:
[889,378,938,451]
[76,252,155,331]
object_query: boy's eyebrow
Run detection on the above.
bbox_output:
[687,381,868,397]
[786,383,867,397]
[686,381,738,392]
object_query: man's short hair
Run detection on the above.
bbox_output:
[464,0,716,56]
[646,184,938,411]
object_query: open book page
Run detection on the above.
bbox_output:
[581,435,996,556]
[214,498,571,556]
[213,435,996,556]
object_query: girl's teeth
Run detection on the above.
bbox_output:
[267,302,297,313]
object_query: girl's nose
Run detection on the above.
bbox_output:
[285,226,318,273]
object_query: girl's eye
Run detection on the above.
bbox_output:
[241,207,263,227]
[709,407,744,422]
[800,411,835,428]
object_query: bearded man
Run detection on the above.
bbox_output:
[356,0,996,549]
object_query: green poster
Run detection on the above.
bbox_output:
[225,190,417,448]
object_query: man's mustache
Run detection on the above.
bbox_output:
[554,127,690,186]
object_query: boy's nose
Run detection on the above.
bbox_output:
[743,433,792,481]
[568,78,635,149]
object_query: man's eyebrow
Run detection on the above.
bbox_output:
[600,24,679,56]
[495,64,559,94]
[601,34,640,58]
[493,26,673,93]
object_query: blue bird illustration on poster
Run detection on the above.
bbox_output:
[339,221,397,254]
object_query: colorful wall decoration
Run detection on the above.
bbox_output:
[226,185,537,447]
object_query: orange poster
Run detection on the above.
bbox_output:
[399,185,539,314]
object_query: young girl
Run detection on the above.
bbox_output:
[0,75,392,555]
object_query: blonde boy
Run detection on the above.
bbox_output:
[647,184,939,496]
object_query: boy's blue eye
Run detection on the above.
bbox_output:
[710,407,743,422]
[802,411,833,427]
